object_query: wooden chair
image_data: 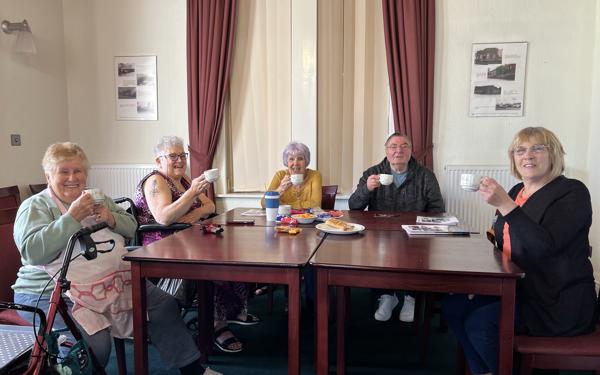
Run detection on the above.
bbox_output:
[514,247,599,374]
[0,207,128,374]
[0,207,33,327]
[0,185,20,209]
[321,185,338,210]
[29,183,47,195]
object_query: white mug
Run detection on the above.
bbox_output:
[85,188,104,203]
[278,204,291,216]
[203,168,219,183]
[290,174,304,185]
[460,173,482,192]
[379,174,393,186]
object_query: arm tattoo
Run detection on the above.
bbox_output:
[150,180,160,196]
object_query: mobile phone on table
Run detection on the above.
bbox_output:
[226,219,255,225]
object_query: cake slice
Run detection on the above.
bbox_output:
[325,218,353,231]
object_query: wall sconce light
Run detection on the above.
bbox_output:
[1,19,37,54]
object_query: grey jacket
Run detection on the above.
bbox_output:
[348,157,444,212]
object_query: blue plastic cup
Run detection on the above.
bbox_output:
[265,191,279,221]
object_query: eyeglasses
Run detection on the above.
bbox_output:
[161,152,188,161]
[386,144,411,151]
[513,144,549,157]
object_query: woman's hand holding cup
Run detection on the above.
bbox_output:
[478,177,517,216]
[191,175,209,195]
[69,191,97,222]
[93,203,116,228]
[278,175,292,193]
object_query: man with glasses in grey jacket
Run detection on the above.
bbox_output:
[349,133,444,322]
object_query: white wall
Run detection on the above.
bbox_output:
[62,0,189,165]
[0,0,69,195]
[587,0,600,274]
[434,0,595,178]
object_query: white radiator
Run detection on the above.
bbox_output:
[443,165,519,235]
[87,164,155,200]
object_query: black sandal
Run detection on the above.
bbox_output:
[214,326,243,353]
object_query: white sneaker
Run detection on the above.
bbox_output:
[374,294,399,321]
[399,295,415,322]
[203,367,223,375]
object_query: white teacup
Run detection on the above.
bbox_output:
[290,174,304,185]
[460,173,482,192]
[278,204,291,216]
[85,188,104,204]
[203,168,219,183]
[379,174,393,186]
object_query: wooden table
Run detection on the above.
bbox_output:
[312,226,524,374]
[204,207,277,226]
[123,224,325,375]
[342,210,466,231]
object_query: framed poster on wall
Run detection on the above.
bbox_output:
[469,42,528,117]
[114,55,157,120]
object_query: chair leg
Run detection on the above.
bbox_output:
[267,285,274,313]
[519,353,534,375]
[456,343,474,375]
[411,292,423,335]
[419,293,434,365]
[344,287,351,322]
[114,337,127,375]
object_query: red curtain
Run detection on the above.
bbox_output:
[187,0,236,198]
[382,0,435,169]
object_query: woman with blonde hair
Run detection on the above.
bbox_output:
[442,127,596,375]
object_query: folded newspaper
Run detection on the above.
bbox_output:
[402,224,470,236]
[416,215,459,225]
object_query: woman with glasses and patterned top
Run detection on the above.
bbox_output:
[261,141,322,210]
[135,135,259,354]
[443,127,596,375]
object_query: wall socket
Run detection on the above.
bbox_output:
[11,134,22,146]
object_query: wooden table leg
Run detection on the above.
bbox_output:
[336,286,346,375]
[197,280,213,363]
[130,263,148,374]
[287,269,301,375]
[497,279,516,374]
[316,268,329,375]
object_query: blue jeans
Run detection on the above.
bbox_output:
[442,294,521,375]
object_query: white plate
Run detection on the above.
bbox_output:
[316,222,365,235]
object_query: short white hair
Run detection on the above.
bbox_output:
[154,136,184,157]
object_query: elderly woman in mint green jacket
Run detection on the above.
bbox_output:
[12,141,221,375]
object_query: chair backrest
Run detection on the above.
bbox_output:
[0,207,20,302]
[113,196,190,247]
[321,185,338,210]
[0,185,20,209]
[29,183,47,195]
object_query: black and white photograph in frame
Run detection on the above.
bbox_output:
[469,42,527,117]
[114,55,157,120]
